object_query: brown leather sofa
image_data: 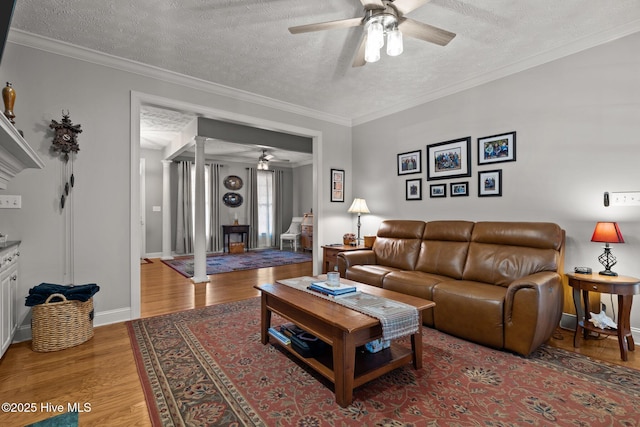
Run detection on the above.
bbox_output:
[337,220,565,356]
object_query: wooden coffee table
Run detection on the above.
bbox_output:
[255,277,435,407]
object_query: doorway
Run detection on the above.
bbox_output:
[130,92,324,319]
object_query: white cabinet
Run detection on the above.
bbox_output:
[1,243,20,358]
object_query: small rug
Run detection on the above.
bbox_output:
[161,249,312,277]
[127,298,640,426]
[25,412,78,427]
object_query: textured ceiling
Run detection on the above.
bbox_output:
[11,0,640,124]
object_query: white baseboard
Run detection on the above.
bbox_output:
[144,252,162,258]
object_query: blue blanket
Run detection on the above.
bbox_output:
[25,283,100,306]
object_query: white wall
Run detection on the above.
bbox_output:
[0,39,352,332]
[352,32,640,329]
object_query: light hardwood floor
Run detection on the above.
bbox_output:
[0,258,637,426]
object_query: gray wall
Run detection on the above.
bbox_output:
[352,32,640,329]
[141,148,163,255]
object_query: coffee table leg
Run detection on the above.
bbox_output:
[332,331,356,407]
[411,311,423,369]
[260,294,271,345]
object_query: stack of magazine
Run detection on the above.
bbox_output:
[308,280,357,297]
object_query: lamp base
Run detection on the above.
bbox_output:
[599,269,618,277]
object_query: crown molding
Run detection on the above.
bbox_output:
[352,20,640,126]
[7,29,352,127]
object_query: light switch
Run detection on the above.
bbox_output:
[152,206,161,212]
[0,195,21,208]
[609,192,640,206]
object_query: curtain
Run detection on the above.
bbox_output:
[274,169,284,247]
[175,161,193,254]
[207,163,223,252]
[246,167,259,248]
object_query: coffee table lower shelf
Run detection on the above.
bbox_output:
[256,280,433,407]
[268,330,414,390]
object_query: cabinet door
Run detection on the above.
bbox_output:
[1,270,11,356]
[9,265,17,337]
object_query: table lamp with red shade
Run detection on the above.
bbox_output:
[591,221,624,276]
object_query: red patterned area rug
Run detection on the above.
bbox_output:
[127,298,640,426]
[161,249,312,277]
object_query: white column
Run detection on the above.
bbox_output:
[160,160,173,260]
[192,137,209,283]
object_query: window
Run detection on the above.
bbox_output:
[257,171,274,248]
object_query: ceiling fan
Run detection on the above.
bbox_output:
[288,0,456,67]
[257,149,289,170]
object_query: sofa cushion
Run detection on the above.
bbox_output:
[382,270,449,325]
[433,280,507,349]
[415,221,474,279]
[462,222,562,287]
[374,220,425,271]
[345,265,400,288]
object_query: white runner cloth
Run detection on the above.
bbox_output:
[277,276,419,340]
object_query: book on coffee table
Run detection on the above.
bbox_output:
[308,281,357,296]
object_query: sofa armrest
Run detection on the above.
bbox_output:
[337,250,376,277]
[504,271,564,355]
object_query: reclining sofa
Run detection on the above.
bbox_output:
[337,220,565,356]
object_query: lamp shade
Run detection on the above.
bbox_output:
[348,198,370,214]
[591,222,624,244]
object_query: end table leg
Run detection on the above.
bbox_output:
[617,295,633,361]
[572,288,583,348]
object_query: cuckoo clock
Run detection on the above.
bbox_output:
[50,111,82,161]
[50,111,82,209]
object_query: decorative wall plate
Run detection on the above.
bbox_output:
[223,192,243,208]
[223,175,243,190]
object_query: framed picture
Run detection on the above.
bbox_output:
[429,183,447,198]
[405,178,422,200]
[426,137,471,180]
[478,131,516,165]
[397,150,422,175]
[478,169,502,197]
[450,181,469,197]
[330,168,345,202]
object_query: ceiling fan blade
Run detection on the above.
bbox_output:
[352,34,367,67]
[360,0,385,9]
[399,18,456,46]
[392,0,432,15]
[289,17,363,34]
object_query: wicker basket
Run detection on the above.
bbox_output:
[31,293,94,352]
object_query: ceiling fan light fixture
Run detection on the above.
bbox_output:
[367,21,384,49]
[257,159,269,170]
[364,39,381,63]
[386,27,403,56]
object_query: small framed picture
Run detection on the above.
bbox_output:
[426,137,471,180]
[405,179,422,200]
[429,183,447,198]
[478,131,516,165]
[397,150,422,175]
[478,170,502,197]
[450,181,469,197]
[330,168,345,202]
